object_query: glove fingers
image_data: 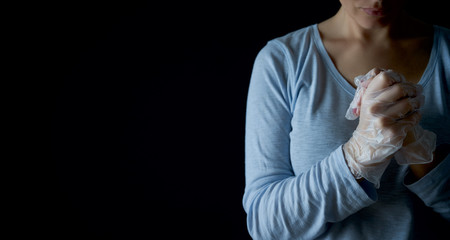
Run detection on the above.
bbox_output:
[381,95,423,120]
[372,82,420,103]
[365,71,401,94]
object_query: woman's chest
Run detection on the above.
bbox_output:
[324,38,433,87]
[287,67,448,176]
[288,76,358,175]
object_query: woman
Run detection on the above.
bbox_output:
[243,0,450,239]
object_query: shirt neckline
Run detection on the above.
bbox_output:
[311,24,440,96]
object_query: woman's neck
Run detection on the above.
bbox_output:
[327,7,417,43]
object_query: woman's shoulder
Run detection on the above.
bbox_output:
[266,25,318,51]
[435,25,450,33]
[252,24,323,88]
[435,25,450,42]
[433,25,450,60]
[256,24,321,66]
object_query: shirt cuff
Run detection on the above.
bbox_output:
[336,145,378,202]
[404,153,450,206]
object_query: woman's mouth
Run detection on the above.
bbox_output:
[361,8,386,17]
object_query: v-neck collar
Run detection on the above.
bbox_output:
[311,24,441,96]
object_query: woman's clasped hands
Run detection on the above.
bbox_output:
[343,68,436,188]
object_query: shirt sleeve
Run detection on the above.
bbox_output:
[405,153,450,221]
[242,42,376,239]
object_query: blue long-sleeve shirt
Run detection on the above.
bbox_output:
[243,24,450,239]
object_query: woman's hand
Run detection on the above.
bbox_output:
[343,69,424,187]
[395,125,436,165]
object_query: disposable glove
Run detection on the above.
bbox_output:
[343,69,424,188]
[395,124,435,165]
[345,68,436,167]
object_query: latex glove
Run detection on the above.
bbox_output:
[345,68,410,120]
[345,68,436,166]
[395,125,436,165]
[343,69,423,188]
[345,68,381,120]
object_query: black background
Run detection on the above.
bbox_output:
[44,1,449,239]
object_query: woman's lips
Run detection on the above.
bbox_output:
[362,8,386,17]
